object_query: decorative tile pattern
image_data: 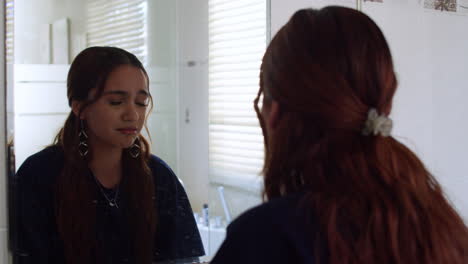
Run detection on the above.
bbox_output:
[424,0,457,12]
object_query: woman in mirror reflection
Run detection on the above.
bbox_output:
[211,6,468,264]
[14,47,204,264]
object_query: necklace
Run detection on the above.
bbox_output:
[91,173,120,208]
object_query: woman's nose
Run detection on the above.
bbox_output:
[123,104,139,121]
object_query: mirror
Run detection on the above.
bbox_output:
[6,0,212,263]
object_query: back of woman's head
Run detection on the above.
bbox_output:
[257,6,468,264]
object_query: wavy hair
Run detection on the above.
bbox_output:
[255,7,468,264]
[53,46,156,264]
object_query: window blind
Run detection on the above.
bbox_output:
[86,0,147,64]
[208,0,267,181]
[5,0,14,64]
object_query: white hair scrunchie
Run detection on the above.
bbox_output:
[362,108,393,137]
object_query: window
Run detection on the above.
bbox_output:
[208,0,267,187]
[86,0,147,64]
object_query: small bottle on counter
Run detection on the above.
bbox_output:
[202,203,209,227]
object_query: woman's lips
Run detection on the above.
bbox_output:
[117,128,138,135]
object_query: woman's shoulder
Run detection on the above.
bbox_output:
[19,145,63,166]
[147,155,176,179]
[15,146,63,193]
[147,154,181,188]
[229,192,308,232]
[227,191,322,248]
[16,145,64,182]
[211,192,320,264]
[148,154,174,173]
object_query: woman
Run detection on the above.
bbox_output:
[14,47,204,264]
[211,6,468,264]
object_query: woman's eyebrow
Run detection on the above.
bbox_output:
[103,90,127,96]
[138,90,149,96]
[103,89,149,96]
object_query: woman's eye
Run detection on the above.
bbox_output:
[109,101,122,106]
[136,102,148,107]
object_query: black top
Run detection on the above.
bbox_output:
[12,146,204,264]
[210,192,327,264]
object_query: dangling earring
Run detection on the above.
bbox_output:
[78,119,89,157]
[129,136,141,158]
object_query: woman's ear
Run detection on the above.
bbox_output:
[71,100,84,119]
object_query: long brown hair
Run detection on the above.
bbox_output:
[53,46,156,264]
[255,7,468,264]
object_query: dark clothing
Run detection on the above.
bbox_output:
[210,192,327,264]
[12,146,204,264]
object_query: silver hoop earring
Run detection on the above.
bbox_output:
[78,119,89,157]
[129,137,141,158]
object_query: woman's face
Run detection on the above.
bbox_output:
[80,65,149,151]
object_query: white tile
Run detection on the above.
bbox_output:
[15,82,69,114]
